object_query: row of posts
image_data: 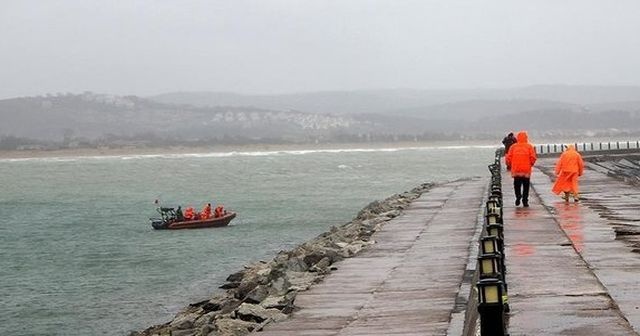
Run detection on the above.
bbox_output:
[476,150,509,336]
[537,140,640,154]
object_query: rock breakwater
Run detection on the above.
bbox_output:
[133,182,434,336]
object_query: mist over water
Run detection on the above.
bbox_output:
[0,146,493,335]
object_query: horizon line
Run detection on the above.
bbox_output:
[4,83,640,101]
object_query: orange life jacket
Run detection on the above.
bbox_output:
[214,205,224,218]
[200,204,212,219]
[184,207,195,220]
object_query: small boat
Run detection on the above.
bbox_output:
[150,206,236,230]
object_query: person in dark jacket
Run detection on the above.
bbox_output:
[502,132,517,154]
[502,132,517,170]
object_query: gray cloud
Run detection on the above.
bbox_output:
[2,0,640,98]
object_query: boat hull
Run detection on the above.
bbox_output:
[152,212,236,230]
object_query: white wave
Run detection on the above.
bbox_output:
[0,157,79,163]
[0,144,499,163]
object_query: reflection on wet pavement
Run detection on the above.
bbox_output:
[556,202,585,253]
[508,158,640,334]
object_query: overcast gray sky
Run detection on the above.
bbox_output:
[1,0,640,99]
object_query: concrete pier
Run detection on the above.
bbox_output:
[257,155,640,336]
[260,178,487,335]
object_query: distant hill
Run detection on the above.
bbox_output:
[2,87,640,150]
[389,99,581,120]
[0,93,368,147]
[150,85,640,117]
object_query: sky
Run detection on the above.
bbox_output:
[1,0,640,99]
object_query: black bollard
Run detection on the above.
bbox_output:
[486,212,503,225]
[477,279,507,336]
[486,223,504,241]
[480,236,500,255]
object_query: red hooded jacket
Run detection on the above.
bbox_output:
[505,131,537,177]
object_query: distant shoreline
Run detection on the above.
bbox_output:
[0,141,500,159]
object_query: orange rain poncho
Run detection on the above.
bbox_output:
[200,203,212,219]
[552,145,584,195]
[505,131,537,177]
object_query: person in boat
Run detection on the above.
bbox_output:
[214,205,225,218]
[184,207,196,220]
[176,206,184,221]
[200,203,212,219]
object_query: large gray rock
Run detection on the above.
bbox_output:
[194,312,216,328]
[199,324,215,336]
[286,271,321,291]
[380,209,401,219]
[259,295,287,309]
[284,256,308,272]
[170,329,196,336]
[169,312,200,329]
[267,276,291,296]
[244,284,269,304]
[235,303,288,323]
[214,318,258,336]
[309,256,331,273]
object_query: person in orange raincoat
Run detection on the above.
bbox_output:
[200,203,212,219]
[505,131,537,207]
[183,207,195,220]
[552,144,584,202]
[214,205,225,218]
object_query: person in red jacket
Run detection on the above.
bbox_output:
[552,144,584,202]
[505,131,537,207]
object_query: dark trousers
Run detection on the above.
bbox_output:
[514,176,530,202]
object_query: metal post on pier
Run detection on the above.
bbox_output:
[477,279,507,336]
[478,152,509,336]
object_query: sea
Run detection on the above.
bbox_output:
[0,145,496,335]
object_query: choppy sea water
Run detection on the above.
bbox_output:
[0,145,495,335]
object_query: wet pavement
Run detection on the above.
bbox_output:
[257,157,640,336]
[260,178,487,336]
[504,158,640,335]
